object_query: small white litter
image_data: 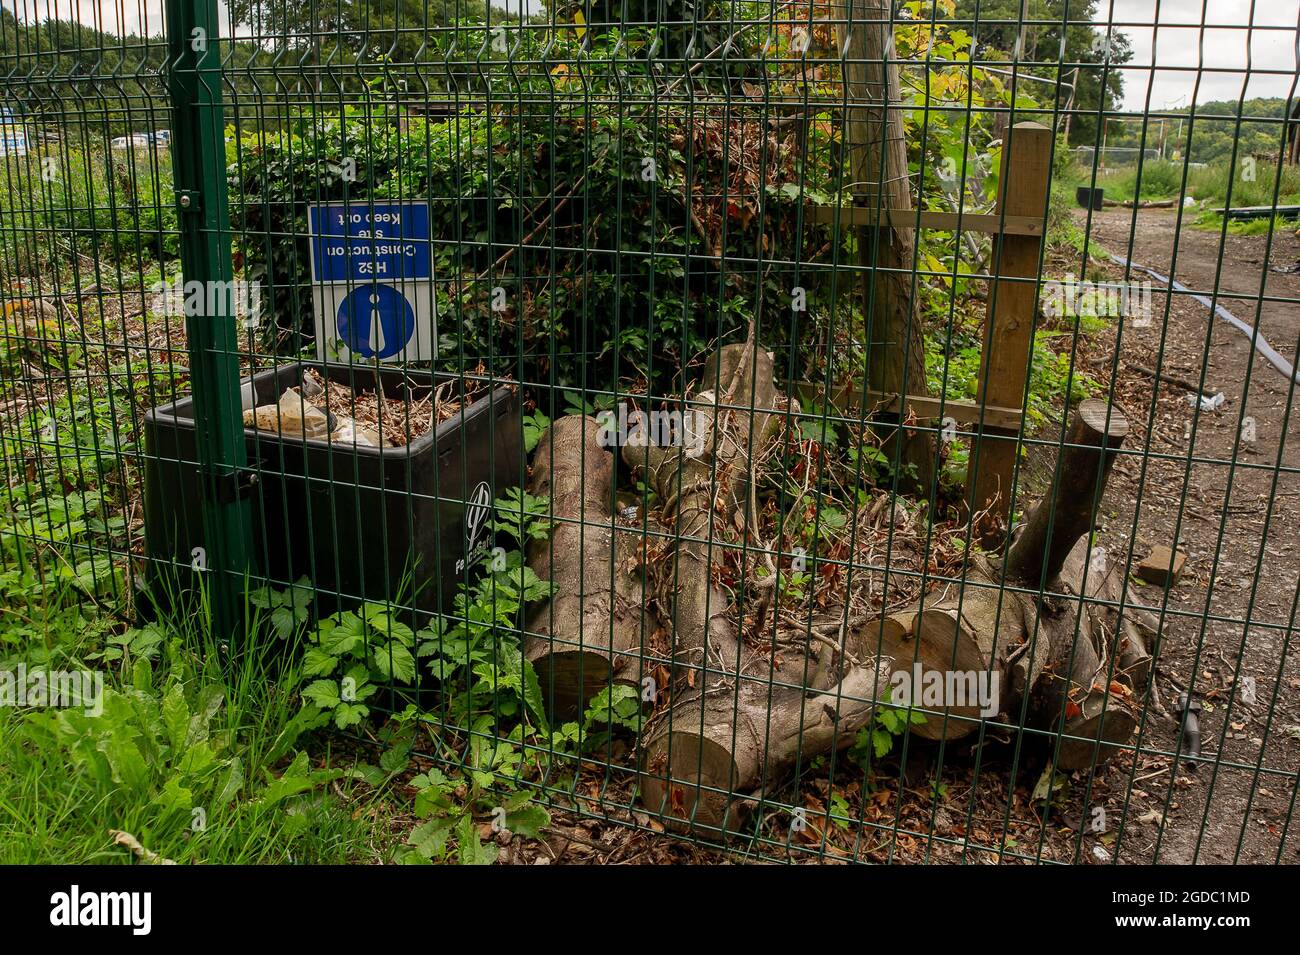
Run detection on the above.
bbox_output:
[330,418,383,448]
[243,391,331,439]
[1185,391,1226,412]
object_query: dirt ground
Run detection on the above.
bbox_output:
[1056,207,1300,864]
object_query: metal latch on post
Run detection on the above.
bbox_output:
[208,468,259,505]
[176,190,202,213]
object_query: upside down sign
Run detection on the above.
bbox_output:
[308,202,437,362]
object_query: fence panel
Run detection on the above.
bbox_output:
[1,0,1297,864]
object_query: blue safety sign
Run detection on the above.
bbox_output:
[308,202,436,362]
[309,203,432,283]
[335,284,415,360]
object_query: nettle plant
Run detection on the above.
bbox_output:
[296,489,555,731]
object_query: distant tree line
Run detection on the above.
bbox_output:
[1098,97,1297,166]
[0,3,507,139]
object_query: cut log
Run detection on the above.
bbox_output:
[862,550,1140,767]
[638,656,890,834]
[1006,399,1142,768]
[1115,584,1158,688]
[857,612,914,663]
[1006,398,1129,587]
[627,340,894,832]
[1032,540,1140,770]
[867,566,1041,740]
[632,373,1153,819]
[623,340,784,676]
[626,340,783,829]
[1115,615,1154,689]
[1063,543,1158,690]
[856,400,1148,767]
[524,415,649,721]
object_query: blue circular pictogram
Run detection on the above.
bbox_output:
[336,283,414,359]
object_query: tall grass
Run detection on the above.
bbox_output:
[0,141,177,282]
[1064,158,1300,208]
[0,566,393,863]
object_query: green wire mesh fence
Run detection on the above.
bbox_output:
[1,0,1297,863]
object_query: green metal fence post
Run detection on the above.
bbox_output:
[165,0,252,641]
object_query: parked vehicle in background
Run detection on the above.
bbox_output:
[110,130,169,150]
[0,108,27,156]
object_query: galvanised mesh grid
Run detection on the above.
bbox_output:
[0,0,1297,864]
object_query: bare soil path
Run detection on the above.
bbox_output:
[1065,207,1300,863]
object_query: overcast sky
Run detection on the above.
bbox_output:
[1103,0,1298,109]
[2,0,1296,111]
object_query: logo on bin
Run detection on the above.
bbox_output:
[457,481,493,574]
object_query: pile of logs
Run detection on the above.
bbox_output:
[868,399,1152,770]
[522,344,1157,833]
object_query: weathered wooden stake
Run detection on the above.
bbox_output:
[970,121,1052,539]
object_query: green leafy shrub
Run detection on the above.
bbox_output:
[226,25,848,396]
[292,490,554,732]
[301,602,431,729]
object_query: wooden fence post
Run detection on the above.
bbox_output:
[970,120,1052,541]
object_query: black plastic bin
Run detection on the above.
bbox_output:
[141,361,522,623]
[1076,185,1105,211]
